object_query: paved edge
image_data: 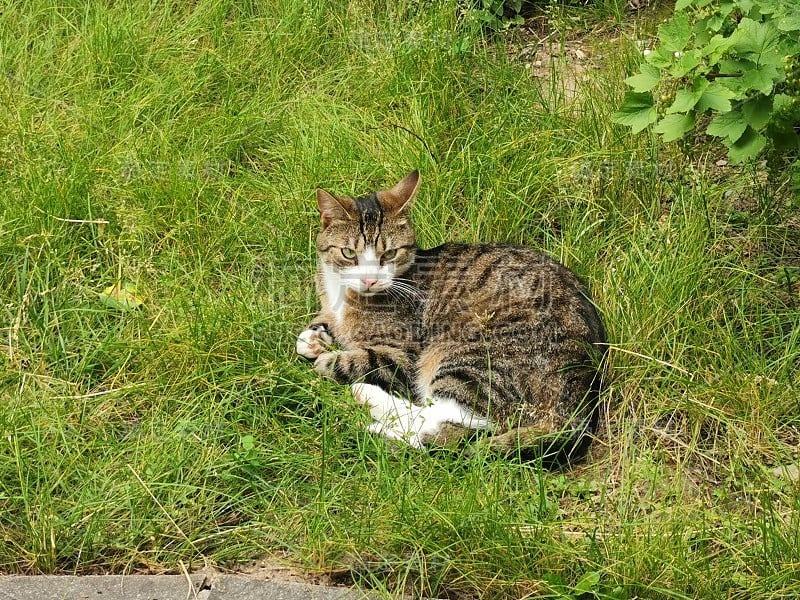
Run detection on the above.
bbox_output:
[0,574,388,600]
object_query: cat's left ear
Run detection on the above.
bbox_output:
[317,188,356,228]
[381,170,420,216]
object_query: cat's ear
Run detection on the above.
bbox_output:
[382,170,420,216]
[317,188,356,228]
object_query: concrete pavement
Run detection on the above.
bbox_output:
[0,574,385,599]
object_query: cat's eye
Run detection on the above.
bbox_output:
[381,249,397,261]
[340,247,357,260]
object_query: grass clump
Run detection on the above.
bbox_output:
[1,0,798,598]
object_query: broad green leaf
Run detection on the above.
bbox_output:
[760,49,785,68]
[707,109,748,142]
[716,68,756,99]
[755,0,778,13]
[694,25,713,47]
[706,15,725,32]
[720,0,736,18]
[718,57,754,75]
[609,586,629,600]
[612,92,658,133]
[667,89,701,113]
[727,127,767,163]
[702,34,736,60]
[625,64,661,92]
[741,63,780,95]
[670,49,703,78]
[675,0,694,10]
[574,571,602,595]
[100,282,144,311]
[697,82,736,112]
[658,13,692,52]
[732,18,780,59]
[773,93,797,115]
[667,79,708,113]
[645,46,674,69]
[778,15,800,32]
[654,112,696,141]
[718,76,749,97]
[742,95,773,130]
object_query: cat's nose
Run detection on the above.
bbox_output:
[362,278,378,289]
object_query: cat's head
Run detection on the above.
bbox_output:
[315,171,419,296]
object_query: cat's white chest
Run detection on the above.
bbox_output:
[321,263,347,327]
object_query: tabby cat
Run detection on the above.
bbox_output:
[297,171,606,465]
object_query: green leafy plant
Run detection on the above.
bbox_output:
[465,0,525,31]
[614,0,800,163]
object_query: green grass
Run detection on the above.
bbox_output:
[1,0,799,597]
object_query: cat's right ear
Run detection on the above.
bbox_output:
[382,170,420,216]
[317,188,355,228]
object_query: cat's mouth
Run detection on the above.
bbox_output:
[357,283,391,296]
[345,278,392,296]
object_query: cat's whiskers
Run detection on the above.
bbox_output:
[388,279,424,302]
[391,277,423,294]
[384,286,413,304]
[392,277,419,286]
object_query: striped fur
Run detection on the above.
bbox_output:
[299,171,606,466]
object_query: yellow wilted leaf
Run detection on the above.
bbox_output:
[100,281,144,310]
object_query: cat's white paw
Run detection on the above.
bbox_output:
[354,387,428,448]
[351,383,414,423]
[367,421,424,449]
[350,383,373,407]
[351,384,493,450]
[350,382,396,411]
[296,324,333,359]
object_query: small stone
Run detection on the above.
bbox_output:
[771,464,800,482]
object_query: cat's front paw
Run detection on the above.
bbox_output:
[296,324,333,359]
[314,351,343,381]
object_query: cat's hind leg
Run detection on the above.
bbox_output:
[413,345,495,440]
[351,383,415,422]
[350,384,492,448]
[351,383,425,447]
[418,397,492,432]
